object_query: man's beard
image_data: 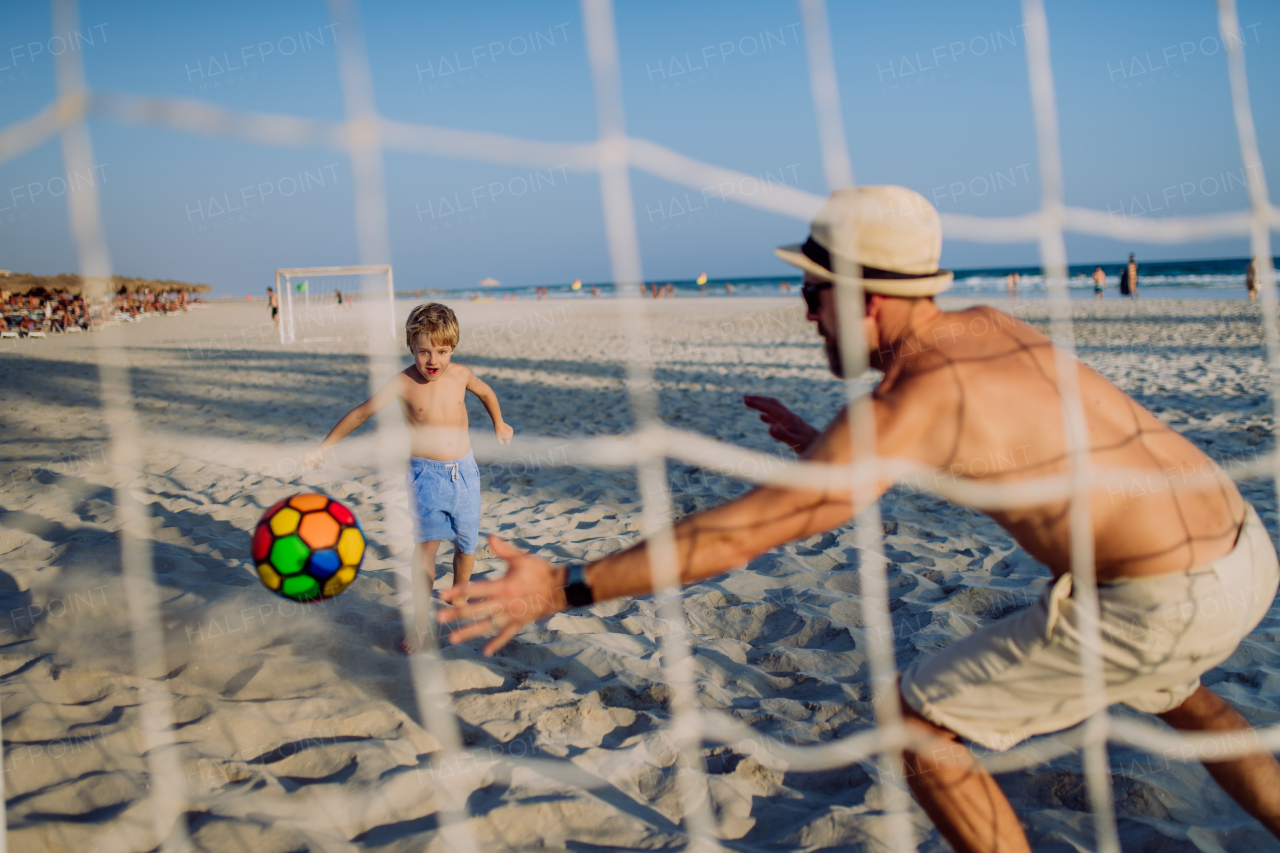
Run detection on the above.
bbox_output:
[822,329,844,378]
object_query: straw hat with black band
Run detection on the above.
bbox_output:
[775,185,953,298]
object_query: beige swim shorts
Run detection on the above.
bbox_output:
[901,503,1279,752]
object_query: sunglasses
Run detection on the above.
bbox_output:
[801,280,874,314]
[801,281,833,313]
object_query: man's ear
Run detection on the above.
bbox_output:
[865,293,886,319]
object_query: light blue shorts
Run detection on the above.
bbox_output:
[406,452,481,554]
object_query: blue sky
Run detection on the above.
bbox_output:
[0,0,1276,295]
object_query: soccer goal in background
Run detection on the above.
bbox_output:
[275,264,394,344]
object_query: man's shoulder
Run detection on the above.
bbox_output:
[892,305,1045,384]
[881,359,961,405]
[871,368,960,462]
[951,303,1042,340]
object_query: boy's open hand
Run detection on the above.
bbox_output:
[495,422,514,445]
[437,535,563,655]
[301,448,326,470]
[743,395,819,455]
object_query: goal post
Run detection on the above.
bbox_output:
[275,264,395,344]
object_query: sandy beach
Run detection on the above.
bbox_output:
[1,296,1277,852]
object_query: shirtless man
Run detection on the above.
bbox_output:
[439,187,1280,851]
[310,302,513,649]
[1092,265,1106,300]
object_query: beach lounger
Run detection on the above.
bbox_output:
[27,331,46,338]
[0,331,17,339]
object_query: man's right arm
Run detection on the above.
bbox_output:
[438,404,907,653]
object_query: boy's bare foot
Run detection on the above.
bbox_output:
[400,627,430,655]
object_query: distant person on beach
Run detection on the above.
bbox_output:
[1006,270,1020,298]
[1093,265,1106,300]
[268,287,279,329]
[335,288,344,308]
[1120,252,1138,297]
[440,185,1280,853]
[1247,256,1259,301]
[309,303,513,652]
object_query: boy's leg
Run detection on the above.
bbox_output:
[404,540,441,653]
[901,698,1031,853]
[451,454,483,596]
[452,548,476,588]
[1158,685,1280,838]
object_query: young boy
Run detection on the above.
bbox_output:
[310,302,513,650]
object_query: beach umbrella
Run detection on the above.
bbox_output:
[696,272,708,285]
[478,277,500,287]
[0,273,211,296]
[571,279,582,290]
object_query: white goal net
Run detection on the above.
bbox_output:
[0,0,1275,851]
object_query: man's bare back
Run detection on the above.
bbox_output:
[851,303,1244,581]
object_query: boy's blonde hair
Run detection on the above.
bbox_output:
[405,302,459,350]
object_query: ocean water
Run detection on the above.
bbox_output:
[427,256,1274,301]
[944,256,1274,301]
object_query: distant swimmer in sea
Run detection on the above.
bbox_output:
[1093,265,1106,300]
[1247,256,1259,301]
[441,185,1280,853]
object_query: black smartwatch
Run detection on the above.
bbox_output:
[563,562,594,608]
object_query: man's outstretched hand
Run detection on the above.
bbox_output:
[437,535,566,656]
[743,395,819,455]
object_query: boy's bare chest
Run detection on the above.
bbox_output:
[402,377,467,421]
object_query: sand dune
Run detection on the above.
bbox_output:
[1,297,1277,851]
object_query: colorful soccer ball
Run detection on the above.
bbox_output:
[251,494,365,602]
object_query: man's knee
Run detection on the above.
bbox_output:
[1158,684,1242,731]
[1158,684,1213,720]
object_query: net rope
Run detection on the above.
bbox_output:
[3,0,1277,849]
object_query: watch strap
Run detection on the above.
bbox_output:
[563,562,594,608]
